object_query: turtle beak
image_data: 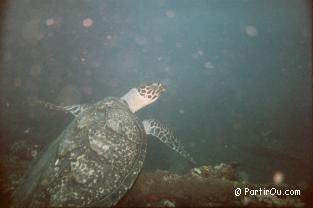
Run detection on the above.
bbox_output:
[156,83,166,94]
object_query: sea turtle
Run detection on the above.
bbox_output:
[11,82,195,207]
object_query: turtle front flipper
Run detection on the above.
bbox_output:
[31,100,87,117]
[142,119,197,165]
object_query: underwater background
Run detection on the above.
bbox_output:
[0,0,311,195]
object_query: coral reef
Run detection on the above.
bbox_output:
[117,165,305,207]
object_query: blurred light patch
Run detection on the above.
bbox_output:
[245,25,257,37]
[14,78,22,88]
[204,61,214,69]
[57,84,82,105]
[176,42,183,48]
[45,18,55,26]
[273,171,285,184]
[135,35,147,46]
[83,18,93,28]
[179,109,185,114]
[165,9,176,18]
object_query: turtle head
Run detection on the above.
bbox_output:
[121,82,166,113]
[137,82,166,103]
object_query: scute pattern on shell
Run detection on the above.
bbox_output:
[12,97,147,207]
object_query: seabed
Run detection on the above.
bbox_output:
[1,140,307,207]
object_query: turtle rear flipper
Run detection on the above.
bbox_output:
[142,119,197,165]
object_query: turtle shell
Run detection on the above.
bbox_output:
[12,97,147,207]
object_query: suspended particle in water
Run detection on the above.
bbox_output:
[46,18,55,26]
[165,9,175,18]
[245,25,257,37]
[30,64,42,76]
[156,56,163,61]
[135,35,147,46]
[233,123,241,131]
[83,18,93,28]
[204,61,214,69]
[106,35,112,40]
[108,78,120,88]
[57,84,82,105]
[24,128,31,134]
[189,142,195,148]
[179,109,185,114]
[163,66,170,73]
[14,78,22,87]
[82,86,93,95]
[273,171,284,184]
[192,53,199,59]
[198,50,204,55]
[176,42,183,48]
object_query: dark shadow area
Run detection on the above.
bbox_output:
[302,1,313,208]
[302,1,313,207]
[0,1,12,208]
